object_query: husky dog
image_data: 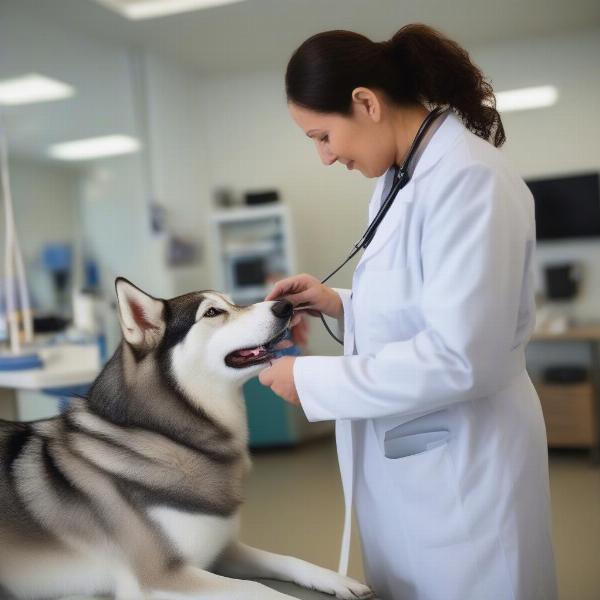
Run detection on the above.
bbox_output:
[0,278,373,600]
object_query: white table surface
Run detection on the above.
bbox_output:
[0,343,100,391]
[58,579,375,599]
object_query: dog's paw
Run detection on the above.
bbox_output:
[301,569,375,599]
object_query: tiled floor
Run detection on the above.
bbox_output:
[547,449,600,600]
[240,437,600,600]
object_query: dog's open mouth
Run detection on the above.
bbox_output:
[225,329,291,369]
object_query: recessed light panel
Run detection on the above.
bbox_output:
[496,86,559,112]
[49,135,141,161]
[95,0,246,20]
[0,74,75,106]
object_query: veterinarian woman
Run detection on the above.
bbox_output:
[259,24,557,600]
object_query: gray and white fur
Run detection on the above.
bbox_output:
[0,278,373,600]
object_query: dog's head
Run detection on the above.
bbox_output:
[115,278,293,389]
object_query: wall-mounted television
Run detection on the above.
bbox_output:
[525,172,600,241]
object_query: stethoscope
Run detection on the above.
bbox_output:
[295,106,447,345]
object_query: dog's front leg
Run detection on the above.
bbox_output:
[213,541,374,599]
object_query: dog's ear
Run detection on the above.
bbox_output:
[115,278,165,352]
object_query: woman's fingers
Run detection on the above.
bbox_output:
[282,290,316,308]
[265,274,316,302]
[265,279,301,301]
[266,288,315,309]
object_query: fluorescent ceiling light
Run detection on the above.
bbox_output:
[0,74,75,106]
[95,0,246,20]
[495,85,559,112]
[49,135,141,161]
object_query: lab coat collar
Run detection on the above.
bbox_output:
[356,112,465,269]
[410,110,464,183]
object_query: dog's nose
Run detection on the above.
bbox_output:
[271,299,293,320]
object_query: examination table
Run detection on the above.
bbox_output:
[58,580,377,599]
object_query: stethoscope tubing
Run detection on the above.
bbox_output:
[295,107,447,345]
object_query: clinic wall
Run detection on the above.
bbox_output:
[474,30,600,322]
[142,52,212,296]
[195,71,374,356]
[74,49,213,304]
[194,29,600,357]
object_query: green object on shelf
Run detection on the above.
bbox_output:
[243,376,297,448]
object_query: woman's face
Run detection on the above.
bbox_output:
[288,94,396,178]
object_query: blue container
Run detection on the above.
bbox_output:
[243,342,301,448]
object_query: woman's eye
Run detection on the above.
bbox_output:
[204,307,223,318]
[320,135,329,143]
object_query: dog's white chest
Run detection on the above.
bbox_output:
[148,507,239,568]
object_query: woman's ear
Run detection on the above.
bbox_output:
[351,87,382,123]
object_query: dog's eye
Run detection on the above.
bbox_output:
[203,307,224,318]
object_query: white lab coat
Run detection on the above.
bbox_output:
[294,113,557,600]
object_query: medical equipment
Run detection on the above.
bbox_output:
[296,106,447,344]
[0,116,36,361]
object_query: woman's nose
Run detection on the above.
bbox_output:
[271,299,293,319]
[317,145,337,166]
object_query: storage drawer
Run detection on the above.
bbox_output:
[534,382,598,448]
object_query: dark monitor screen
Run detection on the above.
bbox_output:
[526,173,600,240]
[234,257,266,287]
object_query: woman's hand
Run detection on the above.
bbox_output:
[265,273,343,320]
[258,357,299,405]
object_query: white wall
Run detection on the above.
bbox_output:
[143,52,212,295]
[194,29,600,357]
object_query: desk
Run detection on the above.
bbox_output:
[531,324,600,460]
[0,343,100,421]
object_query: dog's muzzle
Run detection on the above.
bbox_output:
[225,327,290,369]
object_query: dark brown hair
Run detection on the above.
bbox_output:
[286,24,505,147]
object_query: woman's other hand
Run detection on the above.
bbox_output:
[258,357,299,405]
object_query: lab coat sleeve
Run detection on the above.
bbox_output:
[294,164,530,422]
[331,287,353,342]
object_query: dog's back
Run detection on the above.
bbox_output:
[0,419,50,543]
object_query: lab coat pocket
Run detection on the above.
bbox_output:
[384,429,450,459]
[384,434,469,548]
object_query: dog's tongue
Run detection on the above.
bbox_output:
[237,339,293,358]
[238,346,264,357]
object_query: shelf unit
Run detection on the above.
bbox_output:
[530,324,600,460]
[210,204,296,305]
[210,203,332,447]
[534,381,598,448]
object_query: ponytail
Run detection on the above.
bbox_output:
[286,24,505,147]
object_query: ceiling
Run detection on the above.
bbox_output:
[1,0,598,162]
[8,0,600,76]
